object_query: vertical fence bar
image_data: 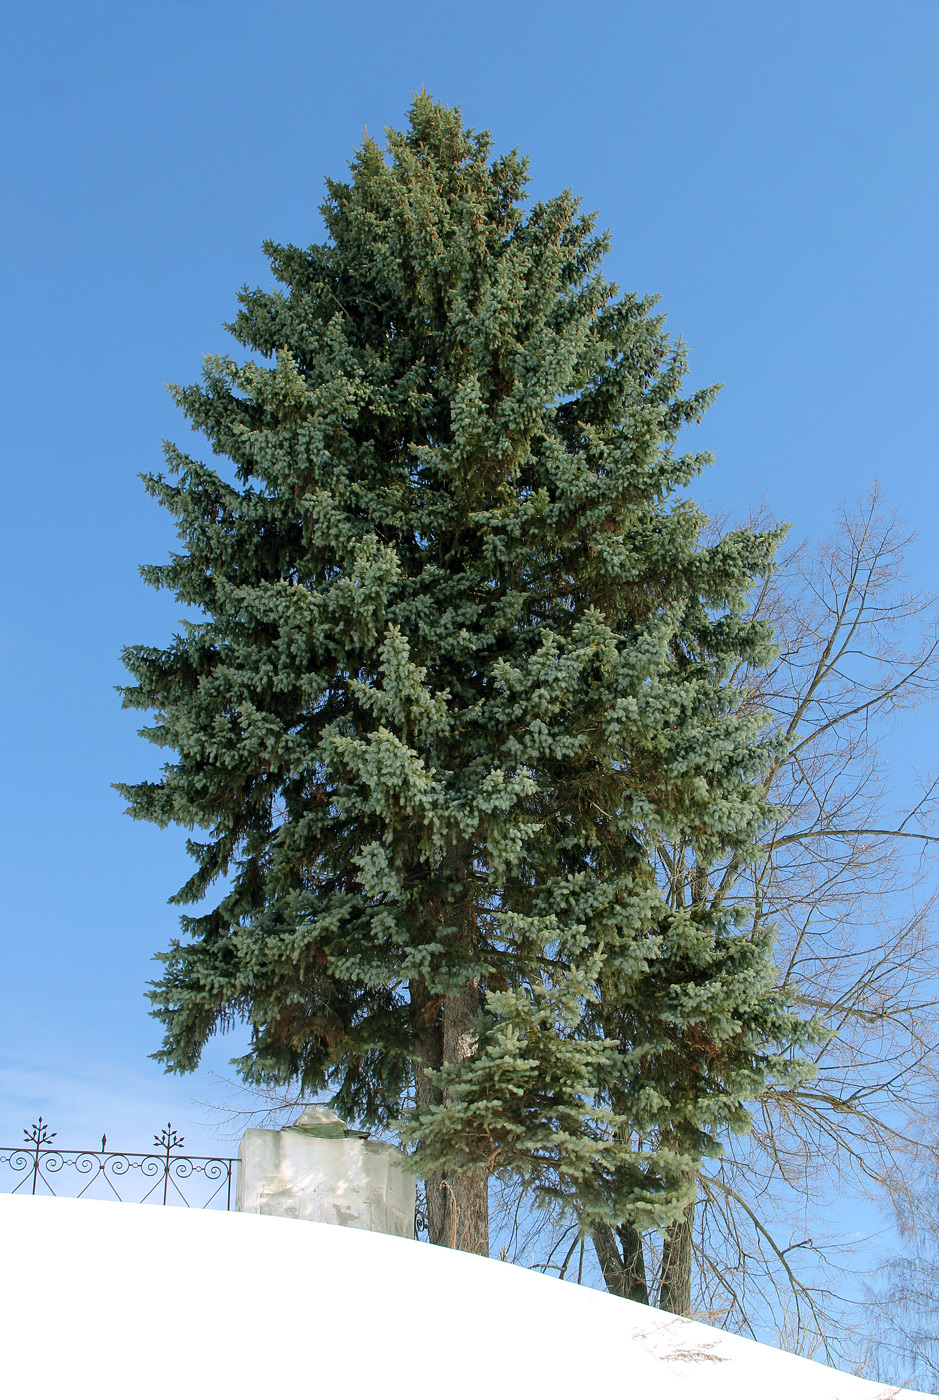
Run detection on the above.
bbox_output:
[26,1119,56,1196]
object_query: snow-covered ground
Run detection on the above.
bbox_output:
[0,1193,926,1399]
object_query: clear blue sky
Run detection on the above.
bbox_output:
[1,0,937,1155]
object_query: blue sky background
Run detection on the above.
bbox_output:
[1,0,936,1182]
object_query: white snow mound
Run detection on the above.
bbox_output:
[0,1193,924,1399]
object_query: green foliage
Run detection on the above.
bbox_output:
[119,94,816,1229]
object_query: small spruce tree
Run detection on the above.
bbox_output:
[119,95,813,1259]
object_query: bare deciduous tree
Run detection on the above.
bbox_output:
[867,1138,939,1391]
[574,488,939,1359]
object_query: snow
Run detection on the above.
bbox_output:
[0,1193,925,1399]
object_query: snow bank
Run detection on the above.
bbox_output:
[0,1193,923,1399]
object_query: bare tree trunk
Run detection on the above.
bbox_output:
[659,1180,696,1315]
[411,838,489,1257]
[413,978,489,1255]
[591,1220,649,1304]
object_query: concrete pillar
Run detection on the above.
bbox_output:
[235,1107,415,1239]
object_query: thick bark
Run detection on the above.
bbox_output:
[591,1220,649,1304]
[414,975,489,1255]
[411,839,489,1257]
[658,1181,696,1315]
[424,1163,489,1253]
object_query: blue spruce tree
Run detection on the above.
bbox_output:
[119,95,815,1261]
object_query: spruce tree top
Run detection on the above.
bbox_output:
[119,95,811,1225]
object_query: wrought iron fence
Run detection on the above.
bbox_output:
[0,1118,239,1210]
[414,1186,428,1240]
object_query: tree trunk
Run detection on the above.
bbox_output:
[414,973,489,1255]
[591,1220,649,1304]
[658,1179,696,1315]
[411,838,489,1257]
[424,1164,490,1253]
